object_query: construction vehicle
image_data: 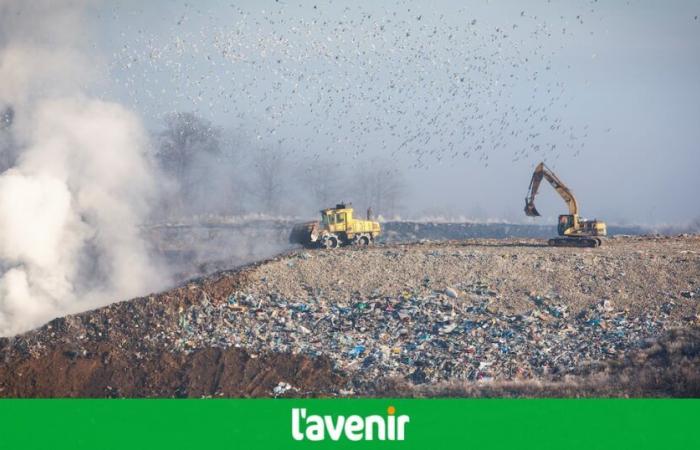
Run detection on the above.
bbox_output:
[289,203,381,248]
[524,162,607,247]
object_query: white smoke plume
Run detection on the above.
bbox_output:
[0,0,166,335]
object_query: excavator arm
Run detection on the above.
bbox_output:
[524,162,579,217]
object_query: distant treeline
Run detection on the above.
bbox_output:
[152,111,406,220]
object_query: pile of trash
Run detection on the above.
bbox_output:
[150,279,691,388]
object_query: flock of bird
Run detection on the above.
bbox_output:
[104,1,693,170]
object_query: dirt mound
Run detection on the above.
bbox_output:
[146,220,652,280]
[1,235,698,397]
[0,345,341,397]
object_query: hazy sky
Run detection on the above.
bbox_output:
[92,0,700,225]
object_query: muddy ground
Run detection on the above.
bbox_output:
[1,235,698,397]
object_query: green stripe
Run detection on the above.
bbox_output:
[0,399,697,449]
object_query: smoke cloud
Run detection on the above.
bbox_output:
[0,0,166,335]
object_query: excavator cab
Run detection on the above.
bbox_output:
[558,214,575,235]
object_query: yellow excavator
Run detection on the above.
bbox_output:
[525,162,607,247]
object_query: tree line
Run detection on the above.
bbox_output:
[153,111,406,220]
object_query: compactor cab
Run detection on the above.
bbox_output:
[321,207,349,234]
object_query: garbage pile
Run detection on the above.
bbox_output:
[151,278,691,388]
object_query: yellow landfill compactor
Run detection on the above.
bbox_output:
[289,203,381,249]
[525,162,607,248]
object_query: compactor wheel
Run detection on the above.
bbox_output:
[322,234,339,249]
[353,234,370,246]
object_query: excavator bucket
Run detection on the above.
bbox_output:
[524,199,540,217]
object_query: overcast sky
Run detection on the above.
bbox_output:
[92,0,700,225]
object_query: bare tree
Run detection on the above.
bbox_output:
[156,112,221,186]
[156,112,222,214]
[251,147,286,213]
[296,158,344,211]
[354,159,405,218]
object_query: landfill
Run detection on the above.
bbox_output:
[0,235,698,397]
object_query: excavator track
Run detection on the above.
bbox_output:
[547,237,602,248]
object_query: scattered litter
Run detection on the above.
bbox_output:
[445,287,459,298]
[273,381,294,396]
[348,345,366,358]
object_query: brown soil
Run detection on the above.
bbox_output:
[0,344,342,398]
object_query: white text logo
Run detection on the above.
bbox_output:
[291,406,410,441]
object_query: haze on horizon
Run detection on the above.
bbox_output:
[95,0,700,226]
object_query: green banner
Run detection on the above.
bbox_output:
[0,399,697,449]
